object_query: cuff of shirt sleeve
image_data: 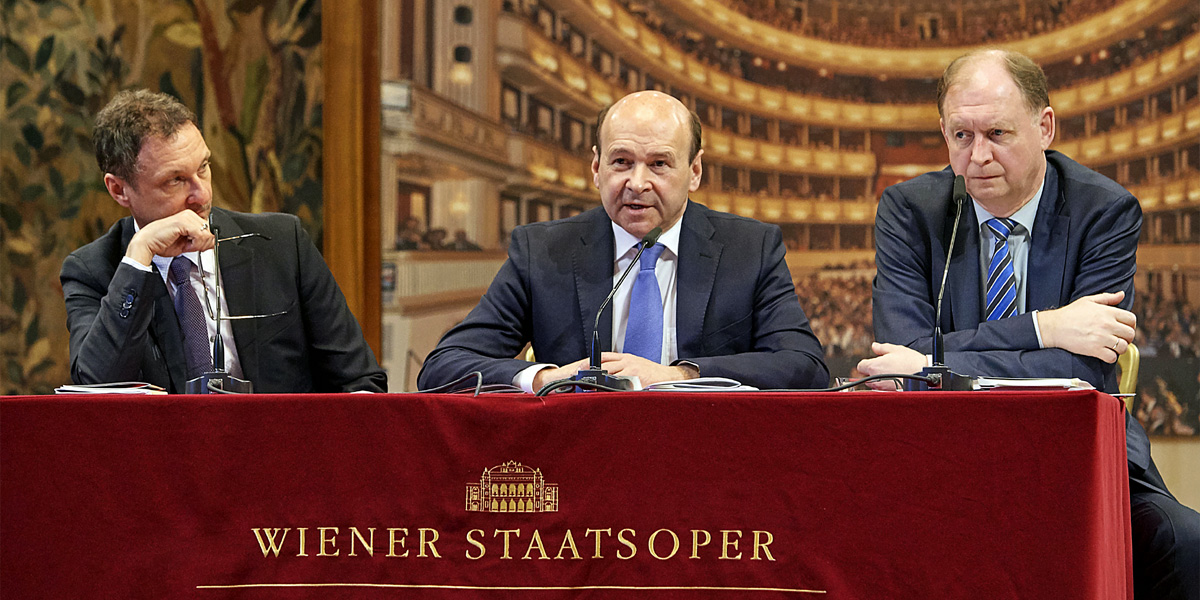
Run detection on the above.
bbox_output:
[669,359,700,377]
[120,255,154,272]
[1031,310,1046,349]
[514,364,555,394]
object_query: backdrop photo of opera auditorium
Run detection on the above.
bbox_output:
[3,0,1198,441]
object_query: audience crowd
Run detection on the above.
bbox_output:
[723,0,1121,47]
[1136,280,1200,360]
[1128,272,1199,436]
[1133,374,1199,437]
[795,265,874,359]
[394,217,484,252]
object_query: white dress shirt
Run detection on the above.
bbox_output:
[121,238,244,378]
[512,213,686,392]
[972,173,1046,347]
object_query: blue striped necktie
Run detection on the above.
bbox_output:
[623,242,666,362]
[984,218,1018,321]
[169,256,214,377]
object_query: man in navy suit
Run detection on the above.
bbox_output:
[860,50,1197,599]
[418,91,827,392]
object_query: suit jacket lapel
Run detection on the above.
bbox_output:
[949,200,983,331]
[574,212,616,357]
[675,203,719,358]
[210,209,259,382]
[1027,164,1067,311]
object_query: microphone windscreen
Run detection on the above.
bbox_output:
[642,226,664,246]
[952,174,968,205]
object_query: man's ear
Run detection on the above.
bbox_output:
[688,149,704,192]
[1037,106,1055,150]
[591,145,601,189]
[103,173,133,209]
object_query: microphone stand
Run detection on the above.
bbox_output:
[569,226,663,391]
[186,220,254,394]
[905,175,975,392]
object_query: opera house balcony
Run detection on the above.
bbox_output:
[702,130,875,176]
[692,191,877,226]
[1051,32,1200,116]
[1053,100,1200,165]
[511,0,1198,136]
[644,0,1193,76]
[499,5,937,130]
[1129,171,1200,212]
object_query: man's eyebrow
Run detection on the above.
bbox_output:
[947,117,1014,130]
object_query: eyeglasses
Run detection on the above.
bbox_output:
[195,231,290,321]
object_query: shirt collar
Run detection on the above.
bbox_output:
[972,171,1045,237]
[612,206,685,261]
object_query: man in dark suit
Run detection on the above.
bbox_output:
[61,89,386,394]
[418,91,827,391]
[860,50,1198,599]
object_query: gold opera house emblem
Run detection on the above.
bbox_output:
[466,461,559,513]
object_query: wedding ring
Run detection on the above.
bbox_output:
[1111,341,1120,352]
[200,223,209,231]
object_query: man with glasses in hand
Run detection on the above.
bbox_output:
[61,89,386,393]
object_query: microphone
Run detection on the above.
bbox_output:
[569,225,664,391]
[933,174,968,365]
[186,218,254,394]
[905,175,974,391]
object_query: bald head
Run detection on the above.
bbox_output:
[595,91,702,163]
[937,49,1050,119]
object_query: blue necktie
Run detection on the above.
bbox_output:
[623,242,666,362]
[984,218,1018,321]
[169,256,214,378]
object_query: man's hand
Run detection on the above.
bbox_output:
[1036,291,1135,363]
[531,357,592,391]
[856,342,927,390]
[125,211,215,266]
[600,352,698,386]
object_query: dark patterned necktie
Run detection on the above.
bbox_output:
[168,256,213,377]
[623,242,667,362]
[984,218,1018,321]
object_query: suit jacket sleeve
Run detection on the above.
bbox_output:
[62,253,170,386]
[289,218,388,392]
[872,177,1141,390]
[416,227,541,390]
[685,224,829,389]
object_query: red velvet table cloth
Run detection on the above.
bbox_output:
[1,390,1132,599]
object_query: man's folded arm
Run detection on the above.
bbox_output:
[942,348,1109,389]
[61,255,163,384]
